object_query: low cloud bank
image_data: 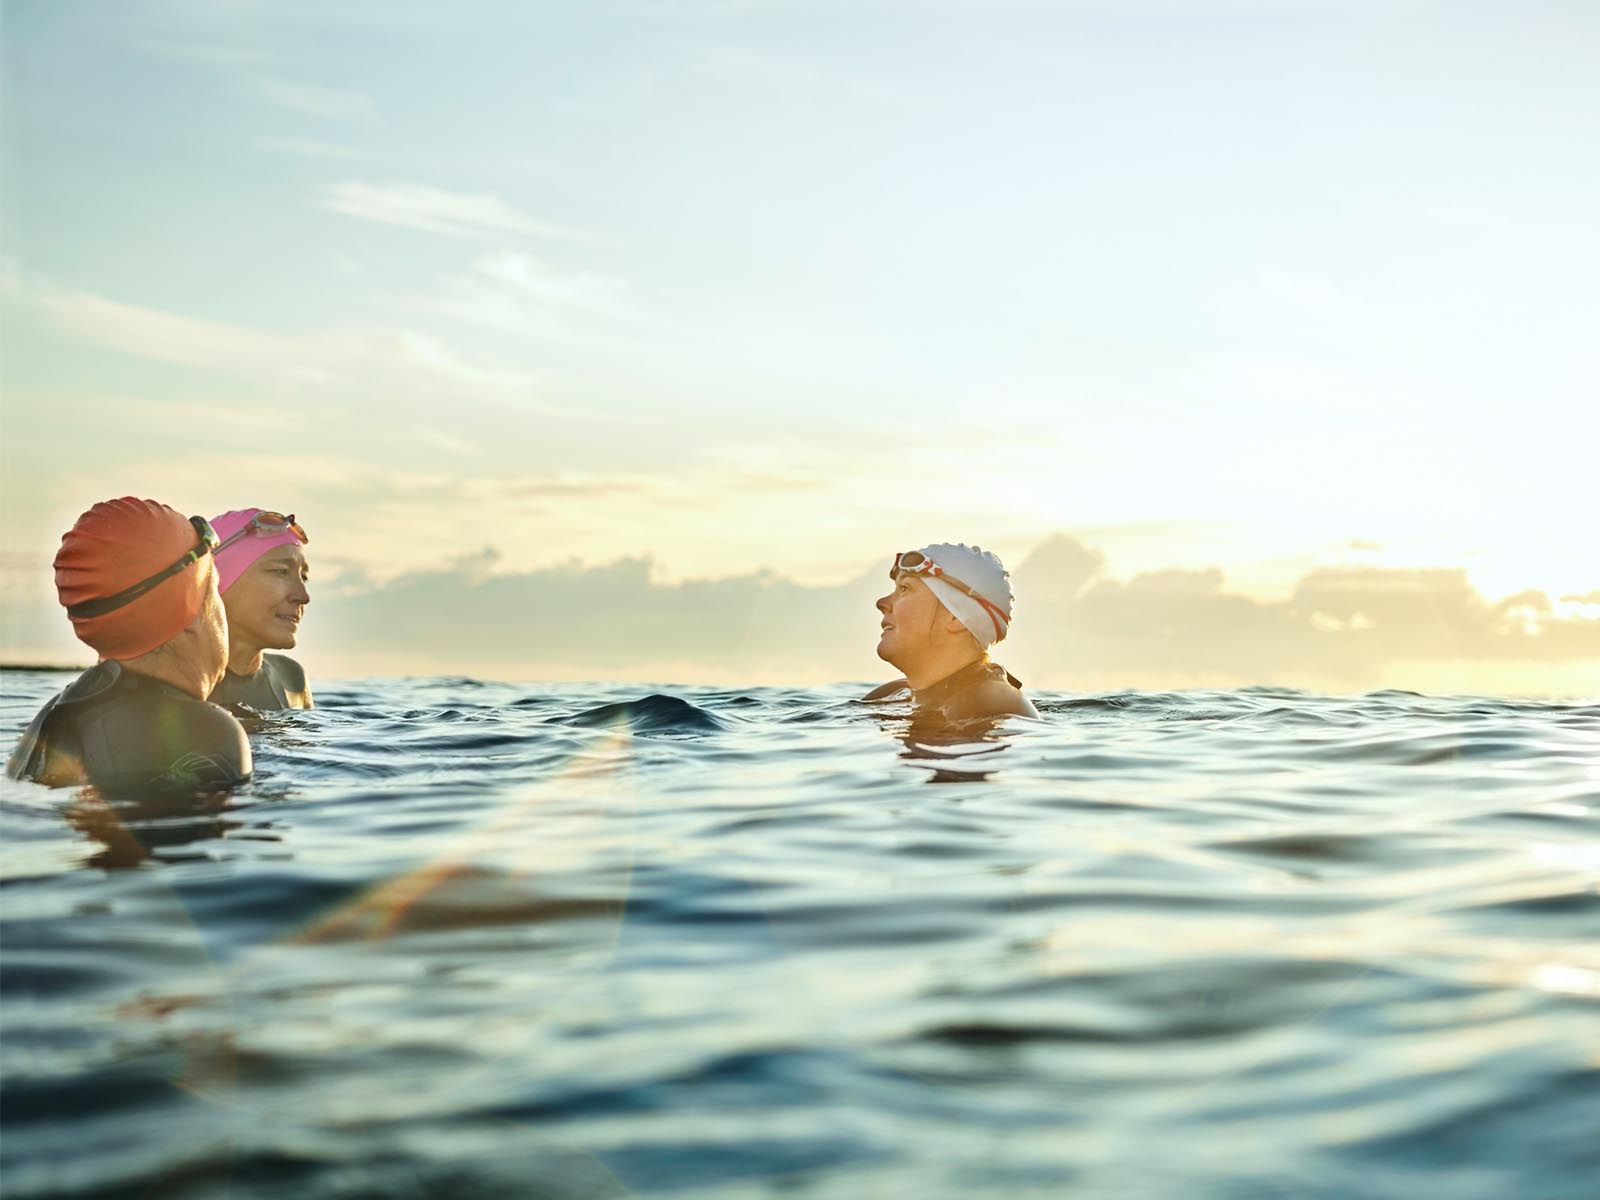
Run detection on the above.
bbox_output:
[1008,537,1600,689]
[7,534,1592,693]
[304,536,1600,695]
[312,550,876,684]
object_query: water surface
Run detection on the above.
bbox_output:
[2,672,1597,1198]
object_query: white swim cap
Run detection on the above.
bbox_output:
[892,543,1014,648]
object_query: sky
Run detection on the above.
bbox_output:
[2,0,1597,693]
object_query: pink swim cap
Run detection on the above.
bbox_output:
[210,509,308,593]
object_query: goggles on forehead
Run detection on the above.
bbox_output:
[890,550,1009,639]
[215,511,308,554]
[65,516,219,621]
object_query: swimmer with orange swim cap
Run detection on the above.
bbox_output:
[6,499,252,791]
[864,543,1039,722]
[206,509,313,711]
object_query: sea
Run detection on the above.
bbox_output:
[1,669,1597,1199]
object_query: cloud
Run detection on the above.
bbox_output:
[311,554,878,684]
[253,78,379,124]
[430,251,646,346]
[259,137,367,161]
[1014,534,1106,606]
[125,32,376,121]
[474,251,632,315]
[27,284,310,375]
[7,525,1596,692]
[124,21,377,124]
[498,476,653,499]
[1007,547,1600,693]
[15,276,575,415]
[131,35,277,70]
[322,183,597,243]
[416,427,478,456]
[297,534,1600,693]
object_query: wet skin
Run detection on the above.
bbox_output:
[223,544,310,677]
[875,574,950,668]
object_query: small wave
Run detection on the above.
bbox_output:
[1211,831,1407,865]
[1038,696,1134,713]
[3,670,1596,1199]
[560,694,724,733]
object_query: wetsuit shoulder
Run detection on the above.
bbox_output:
[213,654,312,711]
[158,702,253,788]
[5,663,122,785]
[862,678,911,702]
[918,660,1039,722]
[7,692,68,783]
[76,679,251,793]
[942,677,1039,721]
[263,654,313,708]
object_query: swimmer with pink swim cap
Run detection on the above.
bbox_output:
[864,542,1038,723]
[206,509,314,711]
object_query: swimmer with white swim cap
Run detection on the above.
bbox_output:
[865,543,1039,721]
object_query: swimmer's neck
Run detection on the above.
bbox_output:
[120,649,222,702]
[903,647,985,693]
[227,642,266,678]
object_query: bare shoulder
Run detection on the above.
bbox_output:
[862,678,910,702]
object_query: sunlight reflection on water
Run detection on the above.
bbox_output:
[2,673,1597,1199]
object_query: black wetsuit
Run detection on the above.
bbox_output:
[210,653,313,711]
[6,661,251,792]
[912,659,1024,714]
[864,659,1035,722]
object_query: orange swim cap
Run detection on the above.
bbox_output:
[54,498,212,660]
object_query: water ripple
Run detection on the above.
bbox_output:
[1,673,1596,1198]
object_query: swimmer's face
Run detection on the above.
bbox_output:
[875,574,945,668]
[224,544,310,655]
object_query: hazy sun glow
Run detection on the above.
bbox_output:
[3,1,1596,693]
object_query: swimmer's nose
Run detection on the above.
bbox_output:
[875,592,892,614]
[291,578,310,606]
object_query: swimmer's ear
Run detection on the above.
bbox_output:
[941,609,968,637]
